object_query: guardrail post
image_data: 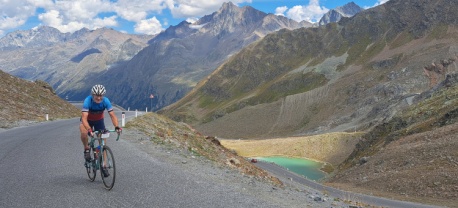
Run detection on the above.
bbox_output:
[121,112,125,127]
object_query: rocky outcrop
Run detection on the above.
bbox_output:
[35,80,55,94]
[423,55,458,87]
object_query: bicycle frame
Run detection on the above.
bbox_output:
[89,130,119,168]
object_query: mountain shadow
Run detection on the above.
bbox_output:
[70,48,102,63]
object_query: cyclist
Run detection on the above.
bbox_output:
[80,84,121,177]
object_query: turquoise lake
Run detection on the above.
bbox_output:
[256,156,326,181]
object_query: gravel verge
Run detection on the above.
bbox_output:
[121,128,357,208]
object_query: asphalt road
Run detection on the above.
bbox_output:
[0,110,281,208]
[254,161,442,208]
[0,107,442,208]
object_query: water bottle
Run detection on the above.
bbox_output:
[95,145,100,160]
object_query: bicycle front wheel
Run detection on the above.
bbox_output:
[99,146,116,190]
[86,148,97,181]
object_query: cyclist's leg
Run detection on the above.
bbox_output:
[92,119,108,167]
[80,119,97,148]
[81,119,95,161]
[79,122,89,148]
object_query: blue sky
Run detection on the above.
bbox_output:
[0,0,389,37]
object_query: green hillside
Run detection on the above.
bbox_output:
[0,70,80,128]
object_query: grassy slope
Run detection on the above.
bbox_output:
[0,70,80,128]
[162,0,458,139]
[124,112,283,186]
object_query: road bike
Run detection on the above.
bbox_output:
[84,129,121,190]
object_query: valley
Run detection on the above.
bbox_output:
[1,0,458,207]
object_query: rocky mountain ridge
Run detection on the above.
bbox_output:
[0,27,153,99]
[0,2,362,111]
[73,2,313,110]
[162,0,458,138]
[0,26,67,49]
[318,2,363,26]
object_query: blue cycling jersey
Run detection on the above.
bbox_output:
[82,95,113,121]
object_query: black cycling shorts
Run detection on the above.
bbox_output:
[81,118,106,132]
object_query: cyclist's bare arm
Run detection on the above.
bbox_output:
[108,110,119,129]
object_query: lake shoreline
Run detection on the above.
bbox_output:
[255,156,327,181]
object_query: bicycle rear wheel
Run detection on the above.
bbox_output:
[100,146,116,190]
[85,148,97,181]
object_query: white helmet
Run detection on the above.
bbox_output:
[91,84,106,95]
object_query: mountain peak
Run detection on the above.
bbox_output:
[0,26,66,49]
[318,2,363,26]
[220,1,237,11]
[216,1,247,16]
[336,2,363,16]
[346,2,358,7]
[193,2,268,33]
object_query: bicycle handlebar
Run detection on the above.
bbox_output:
[92,130,122,141]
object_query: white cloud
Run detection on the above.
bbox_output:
[162,18,170,27]
[189,22,207,29]
[363,0,390,9]
[275,6,288,16]
[30,0,54,8]
[93,16,118,28]
[34,0,168,34]
[38,10,63,28]
[279,0,329,23]
[375,0,390,6]
[0,0,254,36]
[113,0,166,22]
[35,0,117,33]
[37,0,167,34]
[134,17,163,35]
[167,0,251,18]
[0,16,27,30]
[117,10,148,23]
[0,0,36,31]
[186,17,199,24]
